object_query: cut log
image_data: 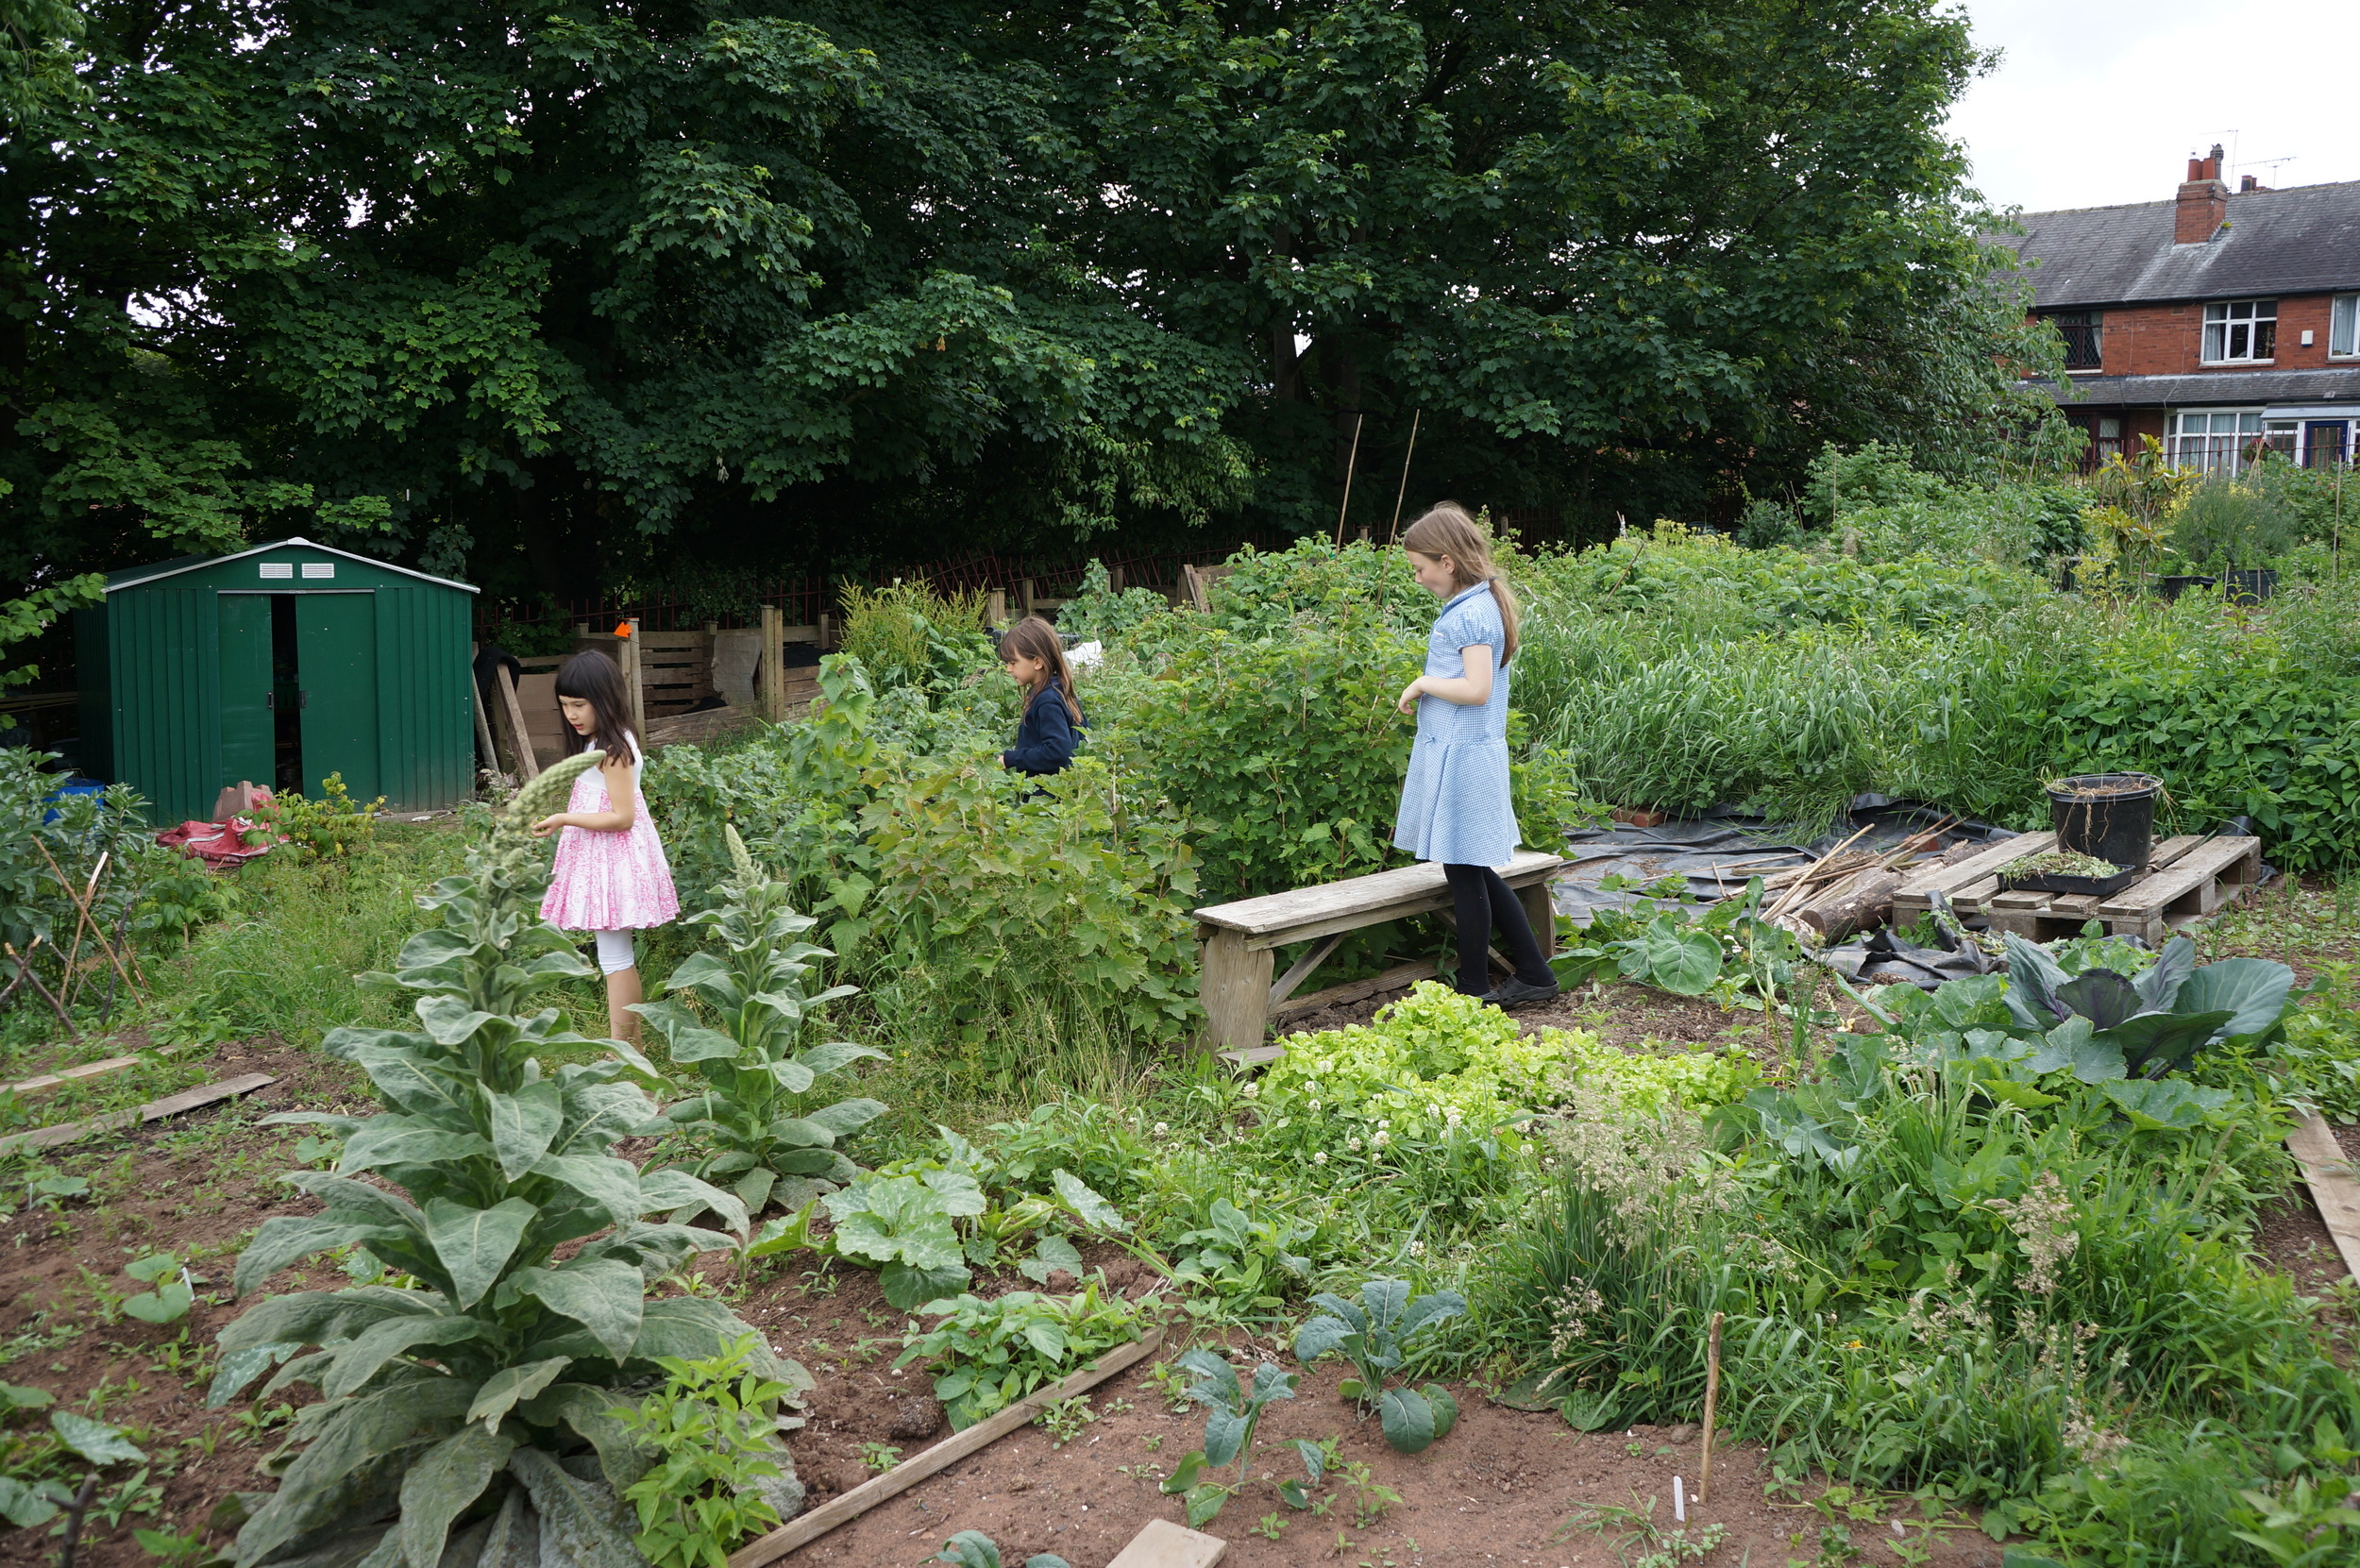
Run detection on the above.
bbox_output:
[1798,870,1902,941]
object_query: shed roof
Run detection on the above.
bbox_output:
[1996,180,2360,310]
[105,537,480,595]
[2034,366,2360,408]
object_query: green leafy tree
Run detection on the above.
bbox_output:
[8,1,2061,591]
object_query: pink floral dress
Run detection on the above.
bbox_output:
[540,737,680,933]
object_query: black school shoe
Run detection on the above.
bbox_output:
[1479,975,1561,1008]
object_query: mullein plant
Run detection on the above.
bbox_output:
[209,753,803,1568]
[632,825,887,1219]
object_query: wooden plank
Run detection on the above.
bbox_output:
[1519,876,1559,958]
[1946,875,2003,916]
[729,1330,1165,1567]
[1895,832,2045,899]
[1269,932,1345,1006]
[0,1073,276,1155]
[1197,851,1562,937]
[2139,835,2206,876]
[1105,1518,1228,1568]
[2287,1113,2360,1282]
[759,606,784,722]
[624,617,647,745]
[2097,836,2259,919]
[1,1048,187,1101]
[495,665,540,782]
[1271,958,1440,1024]
[1199,930,1275,1054]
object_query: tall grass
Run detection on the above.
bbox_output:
[146,824,615,1046]
[1474,1071,2358,1563]
[1511,538,2360,846]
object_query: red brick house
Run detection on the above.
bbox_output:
[2000,146,2360,471]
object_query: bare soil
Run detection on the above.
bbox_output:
[0,1039,365,1568]
[5,951,2352,1567]
[784,1351,2004,1568]
[0,1038,2005,1568]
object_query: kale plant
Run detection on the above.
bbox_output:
[1292,1279,1464,1454]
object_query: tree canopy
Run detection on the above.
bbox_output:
[3,0,2058,600]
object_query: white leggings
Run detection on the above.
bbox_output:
[593,930,637,975]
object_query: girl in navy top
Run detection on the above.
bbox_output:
[999,616,1085,777]
[1393,503,1559,1007]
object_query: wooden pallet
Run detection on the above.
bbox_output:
[1892,833,2262,943]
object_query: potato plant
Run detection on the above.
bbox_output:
[211,753,792,1568]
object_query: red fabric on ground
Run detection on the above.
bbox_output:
[157,813,278,867]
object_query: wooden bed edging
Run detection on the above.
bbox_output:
[727,1326,1168,1567]
[2287,1112,2360,1283]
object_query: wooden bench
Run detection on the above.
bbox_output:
[1193,849,1565,1056]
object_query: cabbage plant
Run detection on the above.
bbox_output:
[2002,933,2295,1079]
[211,754,797,1568]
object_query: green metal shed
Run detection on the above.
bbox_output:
[76,537,480,822]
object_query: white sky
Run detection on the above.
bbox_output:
[1945,0,2360,215]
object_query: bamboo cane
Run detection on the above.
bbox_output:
[4,939,81,1044]
[1698,1310,1724,1504]
[31,840,134,1000]
[1333,412,1365,547]
[1386,409,1423,546]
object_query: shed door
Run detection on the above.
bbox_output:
[218,595,276,791]
[295,593,379,801]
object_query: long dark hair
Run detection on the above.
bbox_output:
[1402,502,1520,664]
[998,616,1083,722]
[554,650,634,760]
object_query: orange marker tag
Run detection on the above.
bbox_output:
[614,620,632,637]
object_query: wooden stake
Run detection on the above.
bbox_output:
[1333,413,1365,547]
[32,840,132,1002]
[1387,409,1424,546]
[495,664,540,782]
[1698,1310,1724,1504]
[623,616,647,746]
[2,939,80,1044]
[469,666,500,775]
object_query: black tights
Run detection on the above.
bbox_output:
[1442,864,1554,995]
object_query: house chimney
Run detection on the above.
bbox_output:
[2176,143,2228,244]
[2239,174,2264,193]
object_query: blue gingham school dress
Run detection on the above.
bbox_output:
[1392,581,1521,867]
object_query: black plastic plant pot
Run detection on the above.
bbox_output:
[2046,772,2163,871]
[2226,568,2278,605]
[1998,864,2140,898]
[2156,574,2218,602]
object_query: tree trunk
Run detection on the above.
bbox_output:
[1799,869,1901,941]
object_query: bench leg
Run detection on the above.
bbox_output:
[1200,930,1274,1054]
[1519,878,1559,959]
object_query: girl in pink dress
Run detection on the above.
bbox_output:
[531,649,680,1043]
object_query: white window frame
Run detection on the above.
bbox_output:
[2201,299,2277,363]
[2333,295,2358,358]
[2167,409,2265,472]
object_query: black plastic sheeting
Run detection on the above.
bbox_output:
[1819,892,2005,989]
[1551,794,2017,926]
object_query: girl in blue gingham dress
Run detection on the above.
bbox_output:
[1393,504,1559,1007]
